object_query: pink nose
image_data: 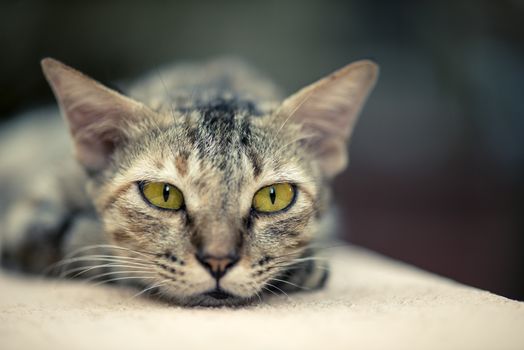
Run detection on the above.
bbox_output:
[196,254,239,279]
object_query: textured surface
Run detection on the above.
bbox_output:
[1,245,523,350]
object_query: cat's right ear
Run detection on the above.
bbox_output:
[276,60,378,178]
[41,58,156,173]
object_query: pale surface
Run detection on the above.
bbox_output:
[1,246,523,350]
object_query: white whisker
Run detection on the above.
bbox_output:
[48,255,151,273]
[92,276,157,287]
[272,264,330,272]
[85,270,157,283]
[268,277,310,291]
[274,133,317,155]
[132,279,170,299]
[60,263,155,279]
[290,257,328,263]
[253,290,263,303]
[62,244,155,260]
[276,91,313,136]
[261,285,279,297]
[264,282,291,299]
[265,90,314,153]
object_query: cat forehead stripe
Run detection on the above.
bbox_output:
[178,97,264,117]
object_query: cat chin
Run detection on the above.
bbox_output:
[160,289,257,307]
[184,294,256,308]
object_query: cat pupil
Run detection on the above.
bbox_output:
[269,186,276,205]
[163,184,170,202]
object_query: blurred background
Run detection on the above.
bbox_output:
[0,0,522,299]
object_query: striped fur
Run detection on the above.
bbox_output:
[0,57,378,306]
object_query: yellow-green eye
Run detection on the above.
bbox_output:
[140,182,184,210]
[252,183,295,213]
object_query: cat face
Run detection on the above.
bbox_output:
[42,58,378,305]
[93,108,321,305]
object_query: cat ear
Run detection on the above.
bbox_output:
[277,60,378,178]
[41,58,155,173]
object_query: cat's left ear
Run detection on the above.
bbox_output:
[277,60,378,178]
[41,58,158,173]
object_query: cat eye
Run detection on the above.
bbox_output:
[139,182,184,210]
[252,183,296,213]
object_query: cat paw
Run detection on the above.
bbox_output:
[273,258,330,294]
[1,198,70,273]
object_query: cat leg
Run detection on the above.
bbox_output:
[271,251,330,294]
[0,163,92,274]
[1,202,108,277]
[1,188,72,273]
[50,214,112,279]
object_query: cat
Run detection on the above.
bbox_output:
[0,57,378,306]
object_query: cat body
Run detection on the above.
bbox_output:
[0,58,377,306]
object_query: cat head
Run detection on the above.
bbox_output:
[42,58,378,305]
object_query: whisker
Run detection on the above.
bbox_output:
[264,90,313,154]
[73,254,150,262]
[271,264,331,272]
[268,277,311,291]
[156,71,183,151]
[269,259,329,268]
[46,244,157,276]
[289,257,329,263]
[261,285,279,297]
[47,255,151,274]
[85,270,157,283]
[60,263,155,279]
[275,90,313,136]
[263,282,291,299]
[269,242,349,263]
[59,255,151,266]
[92,276,157,287]
[132,279,170,299]
[253,290,263,304]
[271,254,329,266]
[274,134,317,155]
[269,259,329,272]
[270,248,309,260]
[56,259,152,277]
[62,244,156,260]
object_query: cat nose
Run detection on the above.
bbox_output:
[196,253,239,280]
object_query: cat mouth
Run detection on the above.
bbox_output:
[186,288,254,307]
[203,288,236,300]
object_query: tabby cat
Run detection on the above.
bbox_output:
[0,57,378,306]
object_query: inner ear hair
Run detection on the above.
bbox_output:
[41,58,158,173]
[277,60,379,178]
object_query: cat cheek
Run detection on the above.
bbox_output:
[220,266,259,298]
[110,229,133,244]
